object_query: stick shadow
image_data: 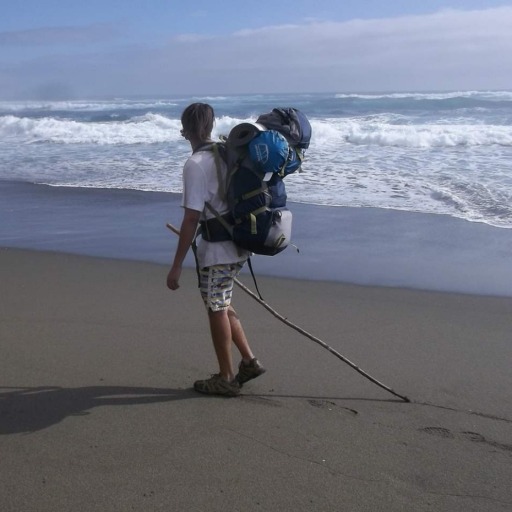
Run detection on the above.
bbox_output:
[0,385,198,435]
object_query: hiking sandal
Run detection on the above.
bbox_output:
[236,358,266,385]
[193,374,241,397]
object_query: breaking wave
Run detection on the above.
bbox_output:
[1,91,511,228]
[2,113,511,148]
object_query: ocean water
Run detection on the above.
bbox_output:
[1,90,512,229]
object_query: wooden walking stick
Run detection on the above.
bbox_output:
[166,222,410,403]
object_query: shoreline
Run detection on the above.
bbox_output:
[3,245,511,301]
[1,179,512,297]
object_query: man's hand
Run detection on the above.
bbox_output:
[167,208,200,291]
[167,265,182,290]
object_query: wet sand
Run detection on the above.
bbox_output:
[2,180,512,296]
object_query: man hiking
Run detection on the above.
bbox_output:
[167,103,266,397]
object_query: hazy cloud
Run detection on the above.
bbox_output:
[1,7,511,98]
[152,6,512,93]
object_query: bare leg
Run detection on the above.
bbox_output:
[228,306,254,362]
[208,309,235,382]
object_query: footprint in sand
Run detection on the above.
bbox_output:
[419,426,454,438]
[420,427,512,453]
[307,399,358,415]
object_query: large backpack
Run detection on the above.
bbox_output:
[200,108,312,256]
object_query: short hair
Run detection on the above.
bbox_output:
[181,103,215,141]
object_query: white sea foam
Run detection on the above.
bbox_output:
[192,96,230,101]
[334,90,512,101]
[343,122,512,148]
[0,114,183,144]
[1,92,511,228]
[308,118,512,149]
[3,114,510,149]
[0,99,180,112]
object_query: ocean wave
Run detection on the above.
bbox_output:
[343,122,512,148]
[4,113,509,148]
[0,113,183,144]
[334,90,512,102]
[428,179,512,228]
[0,99,180,112]
[1,91,510,230]
[191,95,230,101]
[0,113,259,145]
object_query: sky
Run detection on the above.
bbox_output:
[1,0,512,99]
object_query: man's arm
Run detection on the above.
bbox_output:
[166,207,201,290]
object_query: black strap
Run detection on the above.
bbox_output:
[191,227,202,288]
[192,142,215,154]
[246,257,263,301]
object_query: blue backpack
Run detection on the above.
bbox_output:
[200,108,312,256]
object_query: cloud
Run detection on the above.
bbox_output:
[212,7,512,67]
[2,7,512,98]
[171,33,211,44]
[153,6,512,92]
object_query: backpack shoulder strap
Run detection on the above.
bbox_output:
[194,142,228,201]
[211,143,226,201]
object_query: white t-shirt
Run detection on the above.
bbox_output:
[181,148,250,269]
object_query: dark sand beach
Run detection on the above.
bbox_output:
[1,248,512,511]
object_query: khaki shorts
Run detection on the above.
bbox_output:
[199,262,244,312]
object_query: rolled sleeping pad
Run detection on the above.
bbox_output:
[227,122,266,147]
